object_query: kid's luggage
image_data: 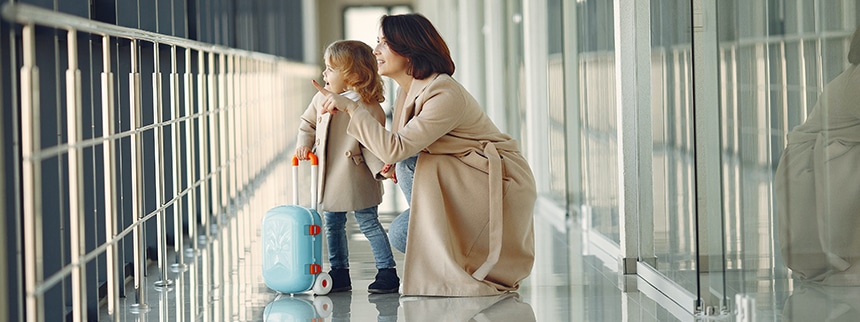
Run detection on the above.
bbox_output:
[261,153,332,295]
[263,293,333,321]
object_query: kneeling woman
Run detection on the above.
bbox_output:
[312,13,537,296]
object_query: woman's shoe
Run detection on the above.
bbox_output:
[329,268,352,292]
[368,268,400,294]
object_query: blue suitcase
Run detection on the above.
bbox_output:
[263,294,333,321]
[261,153,332,295]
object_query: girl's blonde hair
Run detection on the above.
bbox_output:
[325,40,385,104]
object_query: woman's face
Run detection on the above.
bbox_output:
[322,56,347,93]
[374,28,410,79]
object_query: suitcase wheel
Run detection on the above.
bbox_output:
[313,295,334,318]
[312,272,332,295]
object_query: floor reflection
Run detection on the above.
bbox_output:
[261,292,534,322]
[399,293,535,322]
[98,209,695,321]
[263,294,333,321]
[92,191,860,321]
[782,283,860,322]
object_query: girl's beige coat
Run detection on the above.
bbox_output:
[296,92,386,212]
[347,74,537,296]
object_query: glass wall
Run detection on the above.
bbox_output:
[717,0,860,317]
[565,0,704,314]
[575,0,621,245]
[647,0,698,298]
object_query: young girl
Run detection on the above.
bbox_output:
[295,40,399,294]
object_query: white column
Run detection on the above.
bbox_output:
[484,0,507,133]
[613,0,653,279]
[458,0,485,109]
[563,0,582,206]
[523,0,550,194]
[302,0,318,64]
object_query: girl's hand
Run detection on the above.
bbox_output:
[295,146,312,160]
[312,79,357,115]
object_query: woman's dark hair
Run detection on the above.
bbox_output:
[850,26,860,65]
[379,13,455,79]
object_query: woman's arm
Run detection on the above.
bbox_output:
[346,88,465,163]
[313,79,466,164]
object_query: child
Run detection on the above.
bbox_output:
[295,40,399,294]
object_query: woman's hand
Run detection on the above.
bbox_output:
[312,79,358,115]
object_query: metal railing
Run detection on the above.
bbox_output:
[2,3,317,321]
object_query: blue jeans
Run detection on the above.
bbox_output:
[389,155,417,253]
[324,205,396,269]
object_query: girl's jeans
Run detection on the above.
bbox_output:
[324,205,396,269]
[389,154,417,253]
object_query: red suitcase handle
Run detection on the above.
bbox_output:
[291,152,318,166]
[292,152,319,208]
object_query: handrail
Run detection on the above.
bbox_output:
[723,29,854,48]
[3,2,318,321]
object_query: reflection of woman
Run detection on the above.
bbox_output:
[400,293,535,322]
[782,283,860,321]
[312,13,537,296]
[775,27,860,285]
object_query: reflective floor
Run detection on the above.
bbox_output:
[96,187,860,321]
[97,204,691,322]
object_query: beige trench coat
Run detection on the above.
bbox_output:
[346,74,537,296]
[296,91,387,212]
[774,64,860,285]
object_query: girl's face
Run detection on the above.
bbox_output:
[322,56,347,93]
[374,28,410,79]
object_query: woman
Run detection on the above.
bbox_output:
[775,26,860,285]
[312,13,537,296]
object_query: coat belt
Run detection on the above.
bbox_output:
[472,141,503,281]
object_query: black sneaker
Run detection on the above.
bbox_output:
[368,268,400,294]
[329,268,352,292]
